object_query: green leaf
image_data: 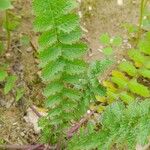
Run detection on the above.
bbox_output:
[59,27,82,44]
[65,60,87,75]
[57,13,79,33]
[128,79,150,97]
[33,14,53,32]
[128,49,147,65]
[111,76,127,89]
[103,47,113,56]
[123,23,138,33]
[39,45,62,68]
[119,92,134,104]
[3,13,21,31]
[4,75,17,94]
[45,95,62,108]
[16,87,24,102]
[139,68,150,79]
[41,60,65,81]
[112,36,122,46]
[0,41,4,55]
[0,0,13,11]
[119,61,137,76]
[62,43,87,60]
[63,88,81,101]
[99,33,110,45]
[38,30,57,49]
[43,81,63,97]
[0,70,7,81]
[138,40,150,55]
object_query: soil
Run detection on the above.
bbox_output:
[0,0,140,146]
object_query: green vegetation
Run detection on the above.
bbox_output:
[33,0,109,145]
[0,0,150,149]
[69,99,150,150]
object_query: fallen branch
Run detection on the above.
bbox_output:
[0,144,57,150]
[0,144,43,150]
[67,110,94,139]
[29,105,42,118]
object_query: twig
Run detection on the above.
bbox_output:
[27,144,43,150]
[137,0,145,42]
[0,144,57,150]
[0,144,42,150]
[67,110,94,139]
[5,10,11,51]
[30,41,37,52]
[29,105,42,118]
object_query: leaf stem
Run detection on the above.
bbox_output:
[137,0,146,42]
[5,10,11,51]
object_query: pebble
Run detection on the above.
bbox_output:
[117,0,123,6]
[5,53,11,59]
[78,11,82,18]
[13,122,18,126]
[20,132,25,137]
[0,99,6,107]
[6,99,14,109]
[88,6,92,11]
[26,47,32,52]
[77,0,81,3]
[87,110,91,114]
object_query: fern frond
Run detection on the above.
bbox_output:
[139,39,150,55]
[64,60,87,75]
[119,92,134,104]
[39,45,61,67]
[38,30,57,49]
[139,68,150,79]
[62,43,87,60]
[59,27,82,44]
[68,99,150,150]
[111,76,127,89]
[128,79,150,97]
[128,49,147,65]
[33,0,90,144]
[45,95,62,108]
[57,13,79,33]
[0,70,8,82]
[43,81,63,97]
[41,60,65,81]
[118,61,137,76]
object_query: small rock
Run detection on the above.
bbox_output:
[26,47,32,52]
[0,99,6,107]
[78,11,82,18]
[16,127,20,130]
[88,6,92,11]
[20,132,25,137]
[5,53,11,59]
[6,99,14,109]
[117,0,123,6]
[24,106,47,134]
[77,0,81,3]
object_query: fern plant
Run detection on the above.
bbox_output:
[96,31,150,106]
[32,0,110,145]
[68,99,150,150]
[99,33,122,56]
[33,0,89,145]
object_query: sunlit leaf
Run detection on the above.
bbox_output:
[0,0,13,11]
